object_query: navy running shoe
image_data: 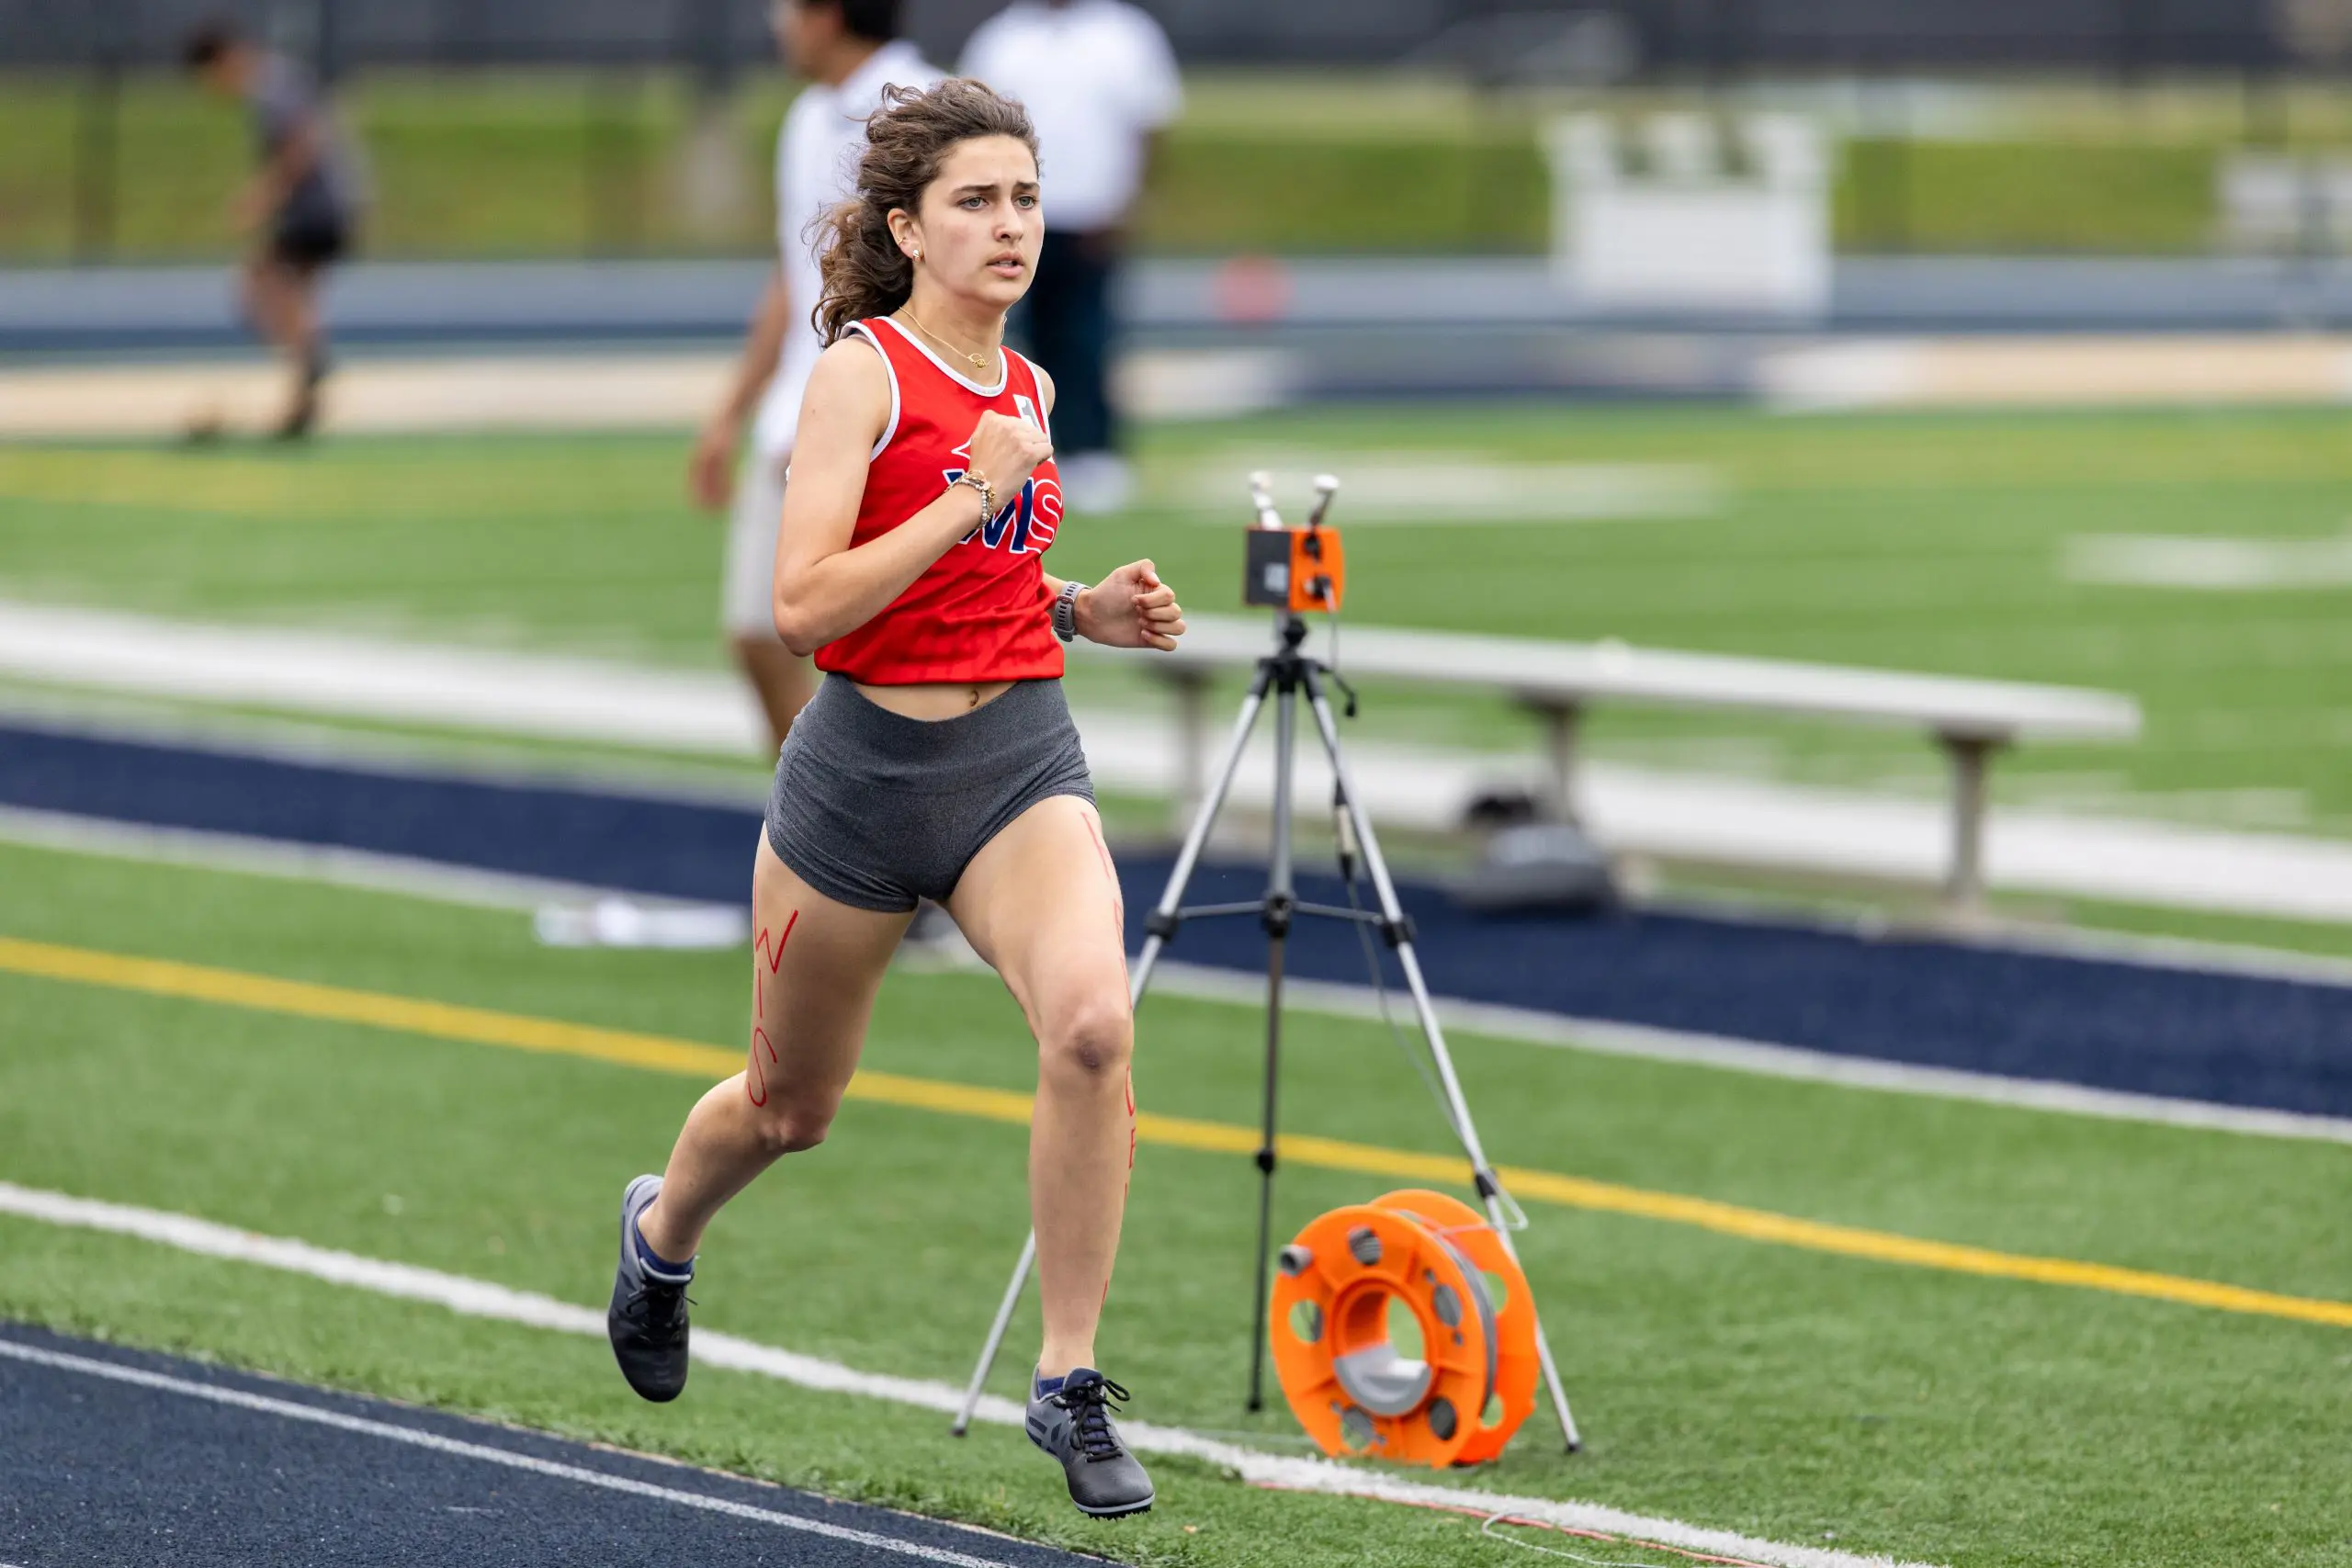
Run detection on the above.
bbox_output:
[606,1174,693,1402]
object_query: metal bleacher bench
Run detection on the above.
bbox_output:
[1078,615,2143,912]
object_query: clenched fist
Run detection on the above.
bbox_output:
[1080,559,1186,652]
[965,410,1054,502]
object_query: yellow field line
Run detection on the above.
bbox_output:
[2,933,2346,1331]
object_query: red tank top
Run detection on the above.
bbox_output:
[813,317,1066,685]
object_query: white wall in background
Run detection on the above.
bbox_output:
[1544,113,1831,316]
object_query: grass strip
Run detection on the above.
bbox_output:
[1,931,2344,1333]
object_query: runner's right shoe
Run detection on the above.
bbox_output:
[606,1173,693,1402]
[1026,1368,1155,1517]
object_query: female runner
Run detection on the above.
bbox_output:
[605,78,1181,1520]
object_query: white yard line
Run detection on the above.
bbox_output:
[1183,457,1722,523]
[2064,529,2352,592]
[0,1338,1025,1568]
[3,598,2351,923]
[0,1181,1939,1568]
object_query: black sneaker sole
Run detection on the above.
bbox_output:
[1074,1497,1154,1519]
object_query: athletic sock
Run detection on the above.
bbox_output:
[1033,1370,1069,1401]
[632,1220,695,1284]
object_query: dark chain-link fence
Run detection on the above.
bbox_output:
[2,0,2331,77]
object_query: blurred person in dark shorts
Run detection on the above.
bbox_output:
[960,1,1181,515]
[185,18,364,439]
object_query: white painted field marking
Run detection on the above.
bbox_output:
[1185,458,1721,523]
[0,1182,1940,1568]
[2064,529,2352,591]
[0,1338,1023,1568]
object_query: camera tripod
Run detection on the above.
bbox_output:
[949,578,1582,1453]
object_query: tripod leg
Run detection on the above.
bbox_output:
[951,660,1274,1433]
[1477,1189,1583,1451]
[1300,667,1584,1453]
[1128,664,1275,1005]
[1245,678,1299,1412]
[951,1229,1035,1437]
[1246,923,1285,1412]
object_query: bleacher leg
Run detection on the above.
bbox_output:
[1537,699,1585,824]
[1941,732,2000,917]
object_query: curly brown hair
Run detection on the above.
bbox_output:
[810,78,1040,345]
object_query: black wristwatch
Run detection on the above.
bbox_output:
[1052,580,1086,643]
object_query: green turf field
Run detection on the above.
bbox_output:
[4,403,2348,848]
[0,838,2346,1566]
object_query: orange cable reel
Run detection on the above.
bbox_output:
[1269,1188,1540,1466]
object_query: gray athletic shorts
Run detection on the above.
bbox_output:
[763,674,1094,913]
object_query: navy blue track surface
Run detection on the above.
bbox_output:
[3,717,2348,1119]
[1143,858,2352,1118]
[0,1324,1085,1568]
[0,721,764,905]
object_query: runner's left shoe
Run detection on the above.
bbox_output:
[606,1173,693,1402]
[1026,1368,1154,1517]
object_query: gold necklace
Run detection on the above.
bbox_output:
[897,307,992,375]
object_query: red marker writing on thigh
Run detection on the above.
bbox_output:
[746,909,800,1106]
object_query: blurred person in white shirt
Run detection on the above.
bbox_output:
[959,1,1181,514]
[689,1,943,750]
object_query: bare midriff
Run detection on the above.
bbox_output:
[853,679,1017,720]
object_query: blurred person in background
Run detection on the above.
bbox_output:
[689,0,943,750]
[183,17,363,439]
[959,0,1181,515]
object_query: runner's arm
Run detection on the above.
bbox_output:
[771,340,997,655]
